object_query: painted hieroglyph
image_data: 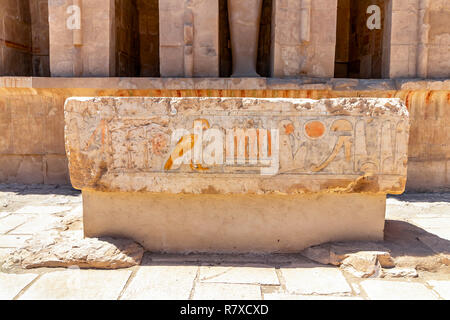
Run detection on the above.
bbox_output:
[64,97,409,194]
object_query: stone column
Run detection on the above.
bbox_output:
[385,0,420,78]
[30,0,51,76]
[415,0,449,78]
[271,0,337,78]
[228,0,263,77]
[48,0,116,77]
[385,0,450,79]
[159,0,219,77]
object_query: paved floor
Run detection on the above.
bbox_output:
[0,184,449,300]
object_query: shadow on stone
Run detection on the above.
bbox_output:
[388,193,450,203]
[136,220,449,279]
[384,220,450,271]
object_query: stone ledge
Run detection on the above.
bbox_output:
[1,77,449,91]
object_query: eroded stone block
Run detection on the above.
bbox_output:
[65,97,409,195]
[65,97,409,253]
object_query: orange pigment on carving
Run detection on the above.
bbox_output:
[305,121,325,138]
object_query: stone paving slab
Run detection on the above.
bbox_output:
[0,215,28,234]
[420,229,450,241]
[0,248,14,258]
[193,283,262,300]
[13,206,72,215]
[199,265,279,285]
[121,266,198,300]
[0,273,38,300]
[263,293,364,300]
[281,266,352,295]
[0,212,11,219]
[410,218,450,240]
[427,280,450,300]
[19,269,132,300]
[9,215,64,235]
[0,235,32,248]
[360,280,439,300]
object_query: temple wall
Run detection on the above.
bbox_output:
[426,0,450,78]
[158,0,219,77]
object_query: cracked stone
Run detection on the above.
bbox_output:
[340,253,381,278]
[281,266,352,295]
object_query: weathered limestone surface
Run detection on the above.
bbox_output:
[159,0,219,77]
[63,97,409,253]
[3,232,144,270]
[65,97,409,194]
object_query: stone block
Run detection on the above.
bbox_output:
[0,235,32,248]
[82,191,387,253]
[19,269,132,300]
[406,160,448,192]
[15,156,44,184]
[427,280,450,300]
[11,103,45,155]
[121,265,197,300]
[0,155,44,184]
[0,100,12,154]
[199,265,279,285]
[158,0,219,77]
[44,155,69,185]
[65,97,409,194]
[64,97,409,253]
[0,273,38,300]
[193,283,262,300]
[360,280,438,300]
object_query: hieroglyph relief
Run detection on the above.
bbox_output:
[64,97,409,193]
[70,106,408,177]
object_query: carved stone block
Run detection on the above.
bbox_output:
[65,97,409,195]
